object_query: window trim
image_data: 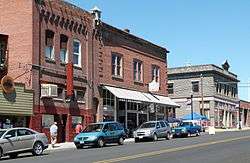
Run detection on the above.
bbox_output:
[133,59,143,82]
[111,53,123,78]
[152,65,160,83]
[73,39,81,67]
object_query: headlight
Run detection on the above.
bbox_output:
[181,128,186,132]
[87,136,97,141]
[172,129,175,133]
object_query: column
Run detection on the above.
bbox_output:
[136,103,139,127]
[125,100,128,129]
[114,97,117,121]
[223,110,226,127]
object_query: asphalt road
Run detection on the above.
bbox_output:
[1,130,250,163]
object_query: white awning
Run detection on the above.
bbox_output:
[103,85,179,107]
[103,86,152,102]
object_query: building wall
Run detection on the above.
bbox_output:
[100,25,168,96]
[0,0,34,88]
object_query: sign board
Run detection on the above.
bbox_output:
[148,80,159,92]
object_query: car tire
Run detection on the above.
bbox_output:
[196,130,200,136]
[97,138,105,148]
[32,142,44,156]
[166,132,173,140]
[76,144,84,149]
[118,137,124,145]
[0,148,2,159]
[153,133,158,141]
[135,138,140,143]
[9,153,18,159]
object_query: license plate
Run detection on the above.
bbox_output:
[80,141,84,144]
[138,136,143,139]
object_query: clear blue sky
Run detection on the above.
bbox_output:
[67,0,250,100]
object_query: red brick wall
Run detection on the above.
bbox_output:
[0,0,34,88]
[240,101,250,110]
[99,26,168,96]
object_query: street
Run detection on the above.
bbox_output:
[1,130,250,163]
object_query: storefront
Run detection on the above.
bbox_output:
[0,83,33,129]
[102,86,179,131]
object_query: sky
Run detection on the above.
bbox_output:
[67,0,250,100]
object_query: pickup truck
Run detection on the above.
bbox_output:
[172,122,201,137]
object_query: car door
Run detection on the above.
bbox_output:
[159,121,167,138]
[103,124,113,143]
[155,122,162,137]
[1,129,18,153]
[16,129,35,151]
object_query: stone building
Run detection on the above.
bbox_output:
[168,63,239,128]
[239,100,250,128]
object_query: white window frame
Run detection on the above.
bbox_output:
[152,66,160,83]
[73,39,81,67]
[112,53,123,77]
[133,60,143,82]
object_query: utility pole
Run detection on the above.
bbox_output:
[201,74,204,116]
[191,94,194,120]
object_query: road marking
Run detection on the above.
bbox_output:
[93,135,250,163]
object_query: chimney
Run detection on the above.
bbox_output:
[124,29,130,33]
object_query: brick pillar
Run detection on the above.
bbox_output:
[65,114,72,142]
[29,114,42,132]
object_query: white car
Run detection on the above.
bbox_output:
[0,128,49,159]
[133,121,172,142]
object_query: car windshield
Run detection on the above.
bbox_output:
[180,122,191,126]
[140,122,156,128]
[83,124,104,132]
[0,130,6,138]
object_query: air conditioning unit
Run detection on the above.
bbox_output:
[41,84,58,98]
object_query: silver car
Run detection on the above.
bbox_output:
[133,121,172,142]
[0,128,49,159]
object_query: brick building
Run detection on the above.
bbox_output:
[168,63,239,128]
[0,0,178,142]
[239,100,250,128]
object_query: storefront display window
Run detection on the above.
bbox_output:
[42,114,54,128]
[72,116,83,128]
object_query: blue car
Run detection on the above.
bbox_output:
[74,122,126,149]
[172,122,201,137]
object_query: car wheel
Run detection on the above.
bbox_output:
[32,142,44,156]
[166,132,173,140]
[76,144,84,149]
[9,153,18,159]
[0,148,2,159]
[153,133,158,141]
[97,138,105,148]
[118,137,124,145]
[135,138,140,143]
[196,130,200,136]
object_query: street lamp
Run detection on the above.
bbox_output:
[191,94,194,120]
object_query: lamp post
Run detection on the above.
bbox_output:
[191,94,194,120]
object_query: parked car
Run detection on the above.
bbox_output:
[74,122,126,149]
[133,121,172,142]
[0,128,49,159]
[172,122,201,137]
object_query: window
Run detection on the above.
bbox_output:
[192,81,199,92]
[168,83,174,94]
[160,121,166,128]
[133,60,143,81]
[45,30,54,60]
[57,87,63,99]
[5,130,16,138]
[152,66,160,82]
[103,89,115,109]
[17,129,34,136]
[112,53,122,77]
[60,34,68,63]
[73,39,81,67]
[76,90,85,102]
[156,122,161,128]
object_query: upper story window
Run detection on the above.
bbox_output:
[73,39,81,67]
[112,53,122,77]
[60,34,68,63]
[192,81,199,92]
[152,65,160,82]
[133,60,143,82]
[168,83,174,94]
[45,30,54,60]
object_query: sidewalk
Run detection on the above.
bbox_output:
[46,138,135,152]
[214,127,250,132]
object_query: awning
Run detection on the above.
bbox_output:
[103,85,179,108]
[103,86,152,102]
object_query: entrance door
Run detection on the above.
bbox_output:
[54,114,67,143]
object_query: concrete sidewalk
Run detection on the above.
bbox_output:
[46,138,135,152]
[214,127,250,132]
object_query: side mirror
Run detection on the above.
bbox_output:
[5,135,12,139]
